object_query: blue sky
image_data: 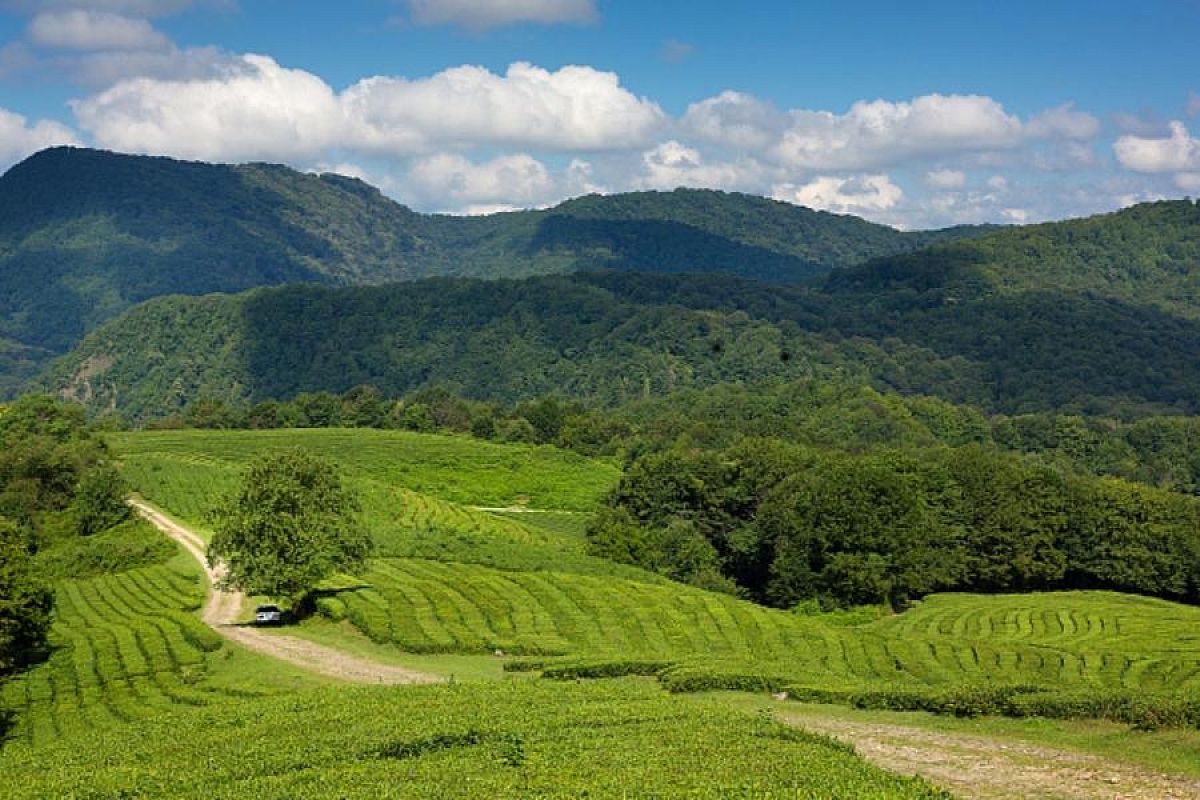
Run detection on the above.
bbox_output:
[1,0,1198,227]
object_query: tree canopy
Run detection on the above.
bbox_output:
[207,449,372,603]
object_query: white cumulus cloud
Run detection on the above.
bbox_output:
[682,91,786,151]
[405,0,597,30]
[635,140,768,192]
[0,107,81,169]
[772,174,904,215]
[408,152,553,208]
[1026,103,1101,140]
[28,9,170,51]
[71,54,343,161]
[70,56,664,163]
[1114,121,1200,173]
[72,56,667,162]
[343,62,664,154]
[685,92,1101,174]
[770,94,1024,171]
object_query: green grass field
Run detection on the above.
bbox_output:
[109,429,620,512]
[0,681,950,799]
[109,428,643,577]
[3,426,1182,796]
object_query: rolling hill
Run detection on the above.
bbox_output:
[0,146,984,395]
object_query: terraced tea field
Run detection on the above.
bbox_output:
[0,554,238,748]
[110,430,1200,699]
[330,562,1200,695]
[7,426,1200,799]
[110,428,619,512]
[868,592,1200,693]
[0,681,950,799]
[110,429,636,575]
[326,558,816,657]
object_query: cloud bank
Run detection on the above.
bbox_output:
[72,56,665,162]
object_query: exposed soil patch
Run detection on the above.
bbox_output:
[780,710,1200,800]
[133,500,441,685]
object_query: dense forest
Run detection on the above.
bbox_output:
[591,440,1200,609]
[40,259,1200,421]
[0,147,983,394]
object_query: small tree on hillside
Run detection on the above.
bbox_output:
[207,449,371,608]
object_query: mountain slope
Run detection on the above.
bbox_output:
[39,269,1200,420]
[827,198,1200,317]
[0,147,987,393]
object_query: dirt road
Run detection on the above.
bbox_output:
[779,710,1200,800]
[132,500,441,685]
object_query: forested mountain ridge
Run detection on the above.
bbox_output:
[828,198,1200,316]
[0,146,983,395]
[39,269,1200,421]
[13,149,1200,418]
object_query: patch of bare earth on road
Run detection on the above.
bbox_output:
[779,711,1200,800]
[132,500,441,686]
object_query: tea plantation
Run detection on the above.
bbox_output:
[4,427,1200,797]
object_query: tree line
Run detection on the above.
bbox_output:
[164,380,1200,496]
[589,440,1200,609]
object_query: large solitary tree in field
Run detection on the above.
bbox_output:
[208,449,372,605]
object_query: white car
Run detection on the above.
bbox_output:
[254,604,283,625]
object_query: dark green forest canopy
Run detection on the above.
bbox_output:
[0,146,987,394]
[826,198,1200,317]
[39,264,1200,420]
[10,148,1199,421]
[591,440,1200,610]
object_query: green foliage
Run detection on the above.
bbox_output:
[5,148,981,392]
[594,439,1200,609]
[0,518,52,675]
[70,462,130,536]
[208,449,372,602]
[32,518,174,581]
[0,556,244,748]
[0,396,135,685]
[42,257,1200,422]
[835,198,1200,319]
[0,681,951,798]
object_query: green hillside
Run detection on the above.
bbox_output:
[0,147,978,394]
[41,263,1200,420]
[107,428,1200,696]
[828,198,1200,317]
[6,422,1200,796]
[0,680,949,799]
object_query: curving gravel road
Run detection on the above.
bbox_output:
[132,500,441,685]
